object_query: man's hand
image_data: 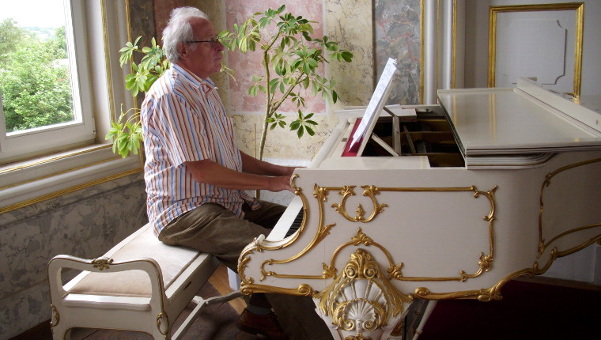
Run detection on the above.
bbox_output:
[269,175,295,192]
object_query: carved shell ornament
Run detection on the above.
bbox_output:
[315,248,410,340]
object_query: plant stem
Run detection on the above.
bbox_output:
[259,39,273,161]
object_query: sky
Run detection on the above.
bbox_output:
[0,0,66,28]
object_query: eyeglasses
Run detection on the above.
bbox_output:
[185,38,220,46]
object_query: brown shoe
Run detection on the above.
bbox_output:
[237,309,289,340]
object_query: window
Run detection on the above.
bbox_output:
[0,0,97,163]
[0,0,140,212]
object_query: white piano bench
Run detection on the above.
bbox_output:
[47,223,242,340]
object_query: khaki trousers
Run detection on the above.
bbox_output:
[158,201,284,271]
[158,201,334,339]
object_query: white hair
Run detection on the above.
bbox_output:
[162,7,208,63]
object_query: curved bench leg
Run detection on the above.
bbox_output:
[171,291,243,340]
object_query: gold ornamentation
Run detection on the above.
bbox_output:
[156,312,169,337]
[239,178,499,301]
[253,184,336,281]
[50,304,59,328]
[329,185,497,284]
[92,257,113,271]
[537,158,601,259]
[315,249,410,340]
[241,283,316,296]
[332,185,388,222]
[464,158,601,301]
[412,285,504,302]
[488,3,584,97]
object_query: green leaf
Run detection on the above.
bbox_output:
[268,79,279,93]
[249,84,259,97]
[341,51,354,62]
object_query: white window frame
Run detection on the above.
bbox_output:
[0,0,141,212]
[0,0,95,162]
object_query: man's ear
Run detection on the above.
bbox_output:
[177,43,188,59]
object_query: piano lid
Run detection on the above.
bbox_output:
[438,78,601,156]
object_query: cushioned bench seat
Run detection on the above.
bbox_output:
[48,224,240,340]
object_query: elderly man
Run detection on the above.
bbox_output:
[140,6,332,340]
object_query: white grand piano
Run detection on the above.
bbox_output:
[238,60,601,340]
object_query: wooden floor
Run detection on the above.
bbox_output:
[12,265,261,340]
[207,264,247,314]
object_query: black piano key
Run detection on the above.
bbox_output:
[285,209,304,237]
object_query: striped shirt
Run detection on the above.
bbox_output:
[141,64,257,234]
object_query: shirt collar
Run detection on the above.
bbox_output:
[171,64,217,93]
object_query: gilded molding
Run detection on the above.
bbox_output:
[156,312,169,337]
[50,304,60,328]
[537,158,601,260]
[0,145,112,177]
[239,180,499,301]
[488,2,584,97]
[331,185,388,222]
[92,257,114,271]
[100,0,116,123]
[0,167,142,214]
[240,283,316,297]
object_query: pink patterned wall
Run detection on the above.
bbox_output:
[224,0,326,115]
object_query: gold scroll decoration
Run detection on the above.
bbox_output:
[239,181,500,302]
[331,185,388,222]
[92,257,113,271]
[535,158,601,273]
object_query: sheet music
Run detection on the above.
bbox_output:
[350,58,398,149]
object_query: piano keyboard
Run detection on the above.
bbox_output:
[267,196,304,241]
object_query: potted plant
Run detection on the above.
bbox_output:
[105,36,168,158]
[107,5,353,160]
[218,5,353,160]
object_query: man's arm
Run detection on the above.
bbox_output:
[240,151,296,177]
[184,159,294,192]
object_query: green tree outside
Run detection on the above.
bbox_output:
[0,18,23,67]
[0,18,73,133]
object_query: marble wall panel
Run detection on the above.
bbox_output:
[233,112,341,160]
[375,0,422,105]
[129,0,157,48]
[325,0,374,106]
[0,174,147,339]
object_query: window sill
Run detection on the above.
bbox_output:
[0,144,142,213]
